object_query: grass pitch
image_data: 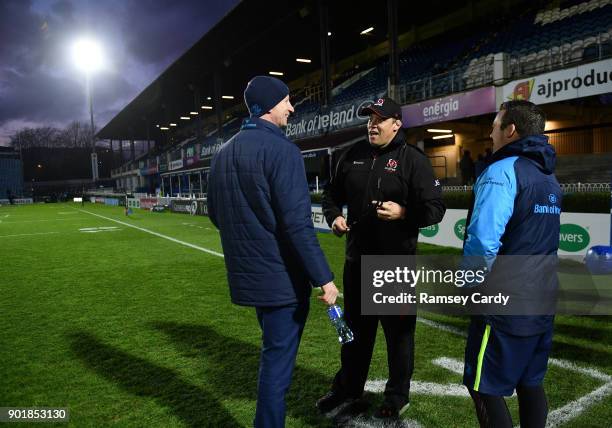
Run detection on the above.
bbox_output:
[0,202,610,427]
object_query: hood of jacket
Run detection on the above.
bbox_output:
[490,134,556,174]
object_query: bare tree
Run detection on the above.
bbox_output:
[10,122,96,149]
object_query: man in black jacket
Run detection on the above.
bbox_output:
[318,96,445,419]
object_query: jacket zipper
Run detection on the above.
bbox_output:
[361,153,378,215]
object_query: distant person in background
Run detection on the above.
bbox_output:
[474,154,487,178]
[460,150,475,185]
[484,147,493,162]
[7,189,15,205]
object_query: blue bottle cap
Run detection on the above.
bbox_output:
[327,305,343,320]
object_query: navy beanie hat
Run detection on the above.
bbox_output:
[244,76,289,117]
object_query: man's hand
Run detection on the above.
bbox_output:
[332,216,350,236]
[318,281,339,305]
[373,201,406,221]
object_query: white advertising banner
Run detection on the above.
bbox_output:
[311,204,346,233]
[169,159,184,171]
[312,207,611,257]
[502,58,612,105]
[417,209,469,249]
[417,209,610,256]
[0,198,33,205]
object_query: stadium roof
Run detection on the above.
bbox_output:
[96,0,474,141]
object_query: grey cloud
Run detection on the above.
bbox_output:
[0,0,238,144]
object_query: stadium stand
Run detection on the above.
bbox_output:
[0,147,23,198]
[555,152,612,183]
[103,0,612,195]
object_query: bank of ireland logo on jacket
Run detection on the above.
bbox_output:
[534,193,561,214]
[385,158,398,173]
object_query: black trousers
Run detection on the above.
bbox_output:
[332,259,416,404]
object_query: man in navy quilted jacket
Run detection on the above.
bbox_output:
[208,75,339,428]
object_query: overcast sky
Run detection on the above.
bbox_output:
[0,0,239,146]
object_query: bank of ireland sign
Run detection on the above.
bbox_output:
[286,97,382,140]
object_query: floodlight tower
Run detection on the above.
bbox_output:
[72,38,104,183]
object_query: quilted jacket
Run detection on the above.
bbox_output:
[208,117,334,307]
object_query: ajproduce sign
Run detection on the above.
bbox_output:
[502,58,612,105]
[401,86,497,128]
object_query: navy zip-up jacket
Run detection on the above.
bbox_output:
[207,117,334,307]
[464,135,562,335]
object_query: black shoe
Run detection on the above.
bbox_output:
[316,391,350,414]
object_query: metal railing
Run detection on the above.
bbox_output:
[443,183,610,193]
[397,44,612,105]
[560,182,611,193]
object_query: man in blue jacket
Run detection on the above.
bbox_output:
[207,76,339,428]
[462,100,561,427]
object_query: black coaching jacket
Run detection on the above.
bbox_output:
[322,129,446,261]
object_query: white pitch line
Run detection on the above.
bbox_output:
[418,320,612,383]
[324,402,422,428]
[0,218,81,223]
[77,209,224,258]
[432,357,464,375]
[77,208,346,298]
[339,415,423,428]
[416,317,467,337]
[549,358,612,382]
[365,379,470,398]
[545,382,612,428]
[0,231,60,238]
[417,318,612,426]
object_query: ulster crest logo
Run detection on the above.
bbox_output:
[385,158,398,172]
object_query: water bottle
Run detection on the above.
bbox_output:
[327,305,354,344]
